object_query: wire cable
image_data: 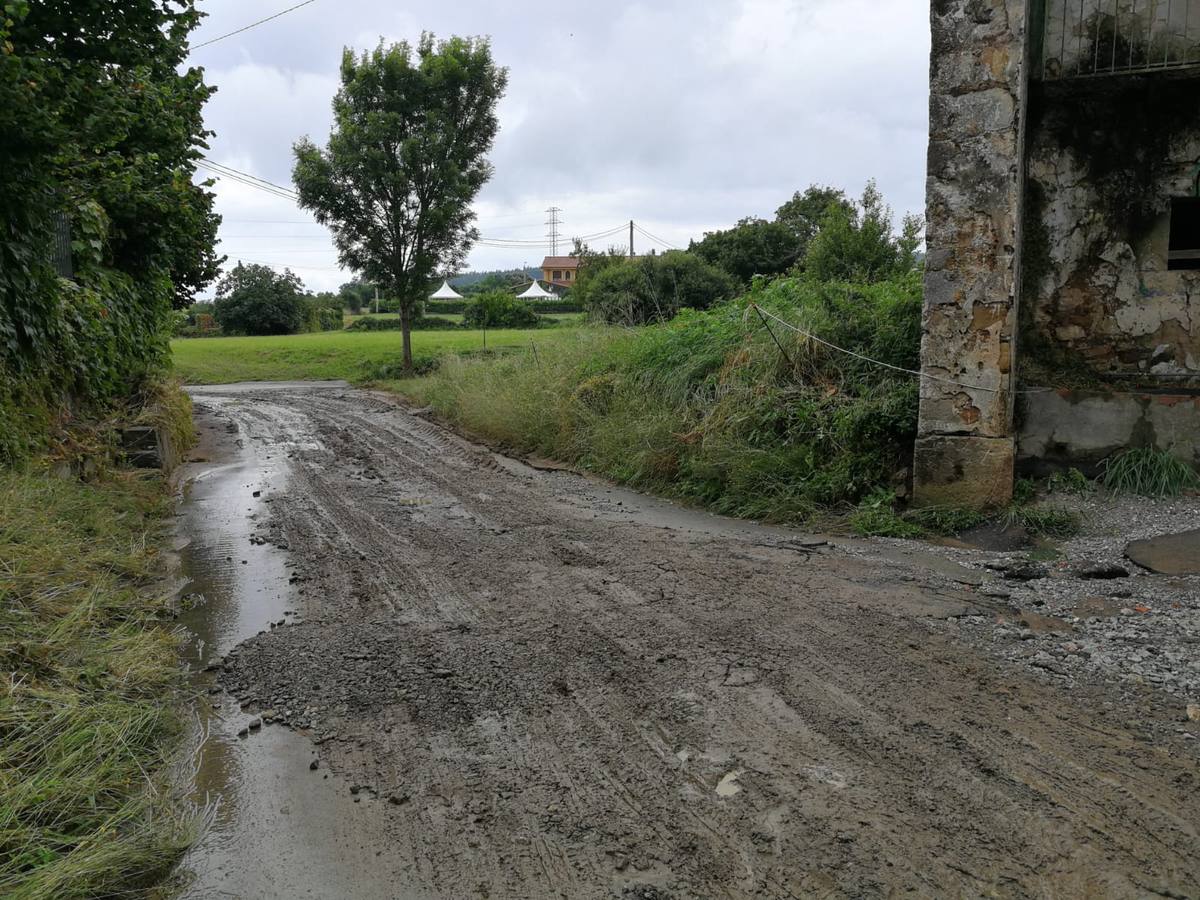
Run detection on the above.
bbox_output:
[633,223,679,251]
[197,165,298,202]
[200,159,298,197]
[192,0,321,50]
[749,304,1050,396]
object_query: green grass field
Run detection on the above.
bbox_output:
[172,326,578,384]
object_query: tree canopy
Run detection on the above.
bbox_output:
[688,185,855,285]
[689,217,801,285]
[775,186,852,251]
[213,264,307,336]
[293,34,508,368]
[803,181,923,283]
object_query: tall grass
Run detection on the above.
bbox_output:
[390,275,923,523]
[0,471,192,898]
[1103,447,1200,498]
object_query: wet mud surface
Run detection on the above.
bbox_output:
[184,382,1199,899]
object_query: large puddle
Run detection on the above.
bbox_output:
[171,392,405,899]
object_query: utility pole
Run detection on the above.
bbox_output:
[630,220,635,257]
[545,207,563,256]
[374,286,379,315]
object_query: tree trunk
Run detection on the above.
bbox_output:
[400,306,413,371]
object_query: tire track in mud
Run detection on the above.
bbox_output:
[193,384,1200,900]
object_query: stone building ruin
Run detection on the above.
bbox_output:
[915,0,1200,506]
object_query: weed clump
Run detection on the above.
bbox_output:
[1103,448,1200,498]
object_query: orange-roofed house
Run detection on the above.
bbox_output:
[541,256,580,289]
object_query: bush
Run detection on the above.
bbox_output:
[301,295,343,333]
[579,251,738,325]
[463,291,541,329]
[347,315,461,332]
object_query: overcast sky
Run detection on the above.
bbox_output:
[191,0,931,295]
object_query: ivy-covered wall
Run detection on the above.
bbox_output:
[0,0,220,465]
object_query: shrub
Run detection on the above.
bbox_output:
[300,295,343,333]
[579,251,738,325]
[347,315,461,332]
[463,291,540,329]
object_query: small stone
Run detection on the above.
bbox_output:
[309,759,320,771]
[387,793,410,806]
[350,784,362,795]
[248,717,262,731]
[1072,562,1129,580]
[1004,564,1049,582]
[237,727,249,738]
[1187,705,1200,723]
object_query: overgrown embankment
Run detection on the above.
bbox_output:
[391,275,923,523]
[1,2,219,466]
[0,466,194,899]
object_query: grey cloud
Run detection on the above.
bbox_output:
[192,0,930,293]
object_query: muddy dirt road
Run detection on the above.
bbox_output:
[183,382,1199,899]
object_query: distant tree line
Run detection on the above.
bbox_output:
[573,181,923,325]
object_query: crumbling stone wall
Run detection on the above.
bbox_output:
[914,0,1030,507]
[1022,76,1200,384]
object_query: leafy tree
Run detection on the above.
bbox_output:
[775,185,852,254]
[463,290,539,328]
[213,263,307,336]
[581,251,737,325]
[803,181,923,283]
[689,217,800,284]
[338,278,377,314]
[293,35,508,369]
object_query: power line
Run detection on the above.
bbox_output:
[198,165,297,202]
[201,158,298,197]
[633,223,679,251]
[192,0,321,50]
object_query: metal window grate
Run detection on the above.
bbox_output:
[1039,0,1200,79]
[52,212,73,279]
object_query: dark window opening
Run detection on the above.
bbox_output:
[1169,198,1200,271]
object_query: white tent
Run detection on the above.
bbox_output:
[518,279,556,300]
[430,280,463,300]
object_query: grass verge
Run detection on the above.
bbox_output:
[171,326,578,385]
[0,469,191,897]
[385,275,923,524]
